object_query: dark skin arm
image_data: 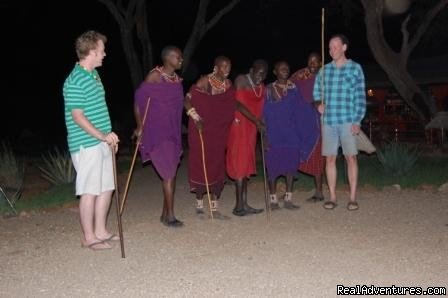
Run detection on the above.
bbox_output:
[234,74,265,132]
[133,71,161,139]
[314,100,324,114]
[235,101,265,132]
[183,77,207,131]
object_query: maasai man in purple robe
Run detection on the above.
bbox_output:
[263,61,318,210]
[184,56,264,219]
[134,46,184,227]
[290,52,326,203]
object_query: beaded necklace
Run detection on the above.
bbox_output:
[155,66,180,82]
[272,80,294,99]
[246,74,263,98]
[208,73,226,93]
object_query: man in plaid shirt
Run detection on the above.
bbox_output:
[313,34,366,211]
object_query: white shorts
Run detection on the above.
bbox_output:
[71,142,115,196]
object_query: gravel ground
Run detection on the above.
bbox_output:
[1,161,447,297]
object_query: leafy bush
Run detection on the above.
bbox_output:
[0,142,24,213]
[38,147,75,185]
[377,142,420,177]
[0,142,24,188]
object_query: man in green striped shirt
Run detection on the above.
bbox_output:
[63,30,120,250]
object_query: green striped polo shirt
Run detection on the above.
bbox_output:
[63,63,111,153]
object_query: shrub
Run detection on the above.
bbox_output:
[377,142,420,177]
[0,142,24,212]
[0,142,24,188]
[38,147,75,185]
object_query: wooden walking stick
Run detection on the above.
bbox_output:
[111,145,125,258]
[321,8,325,124]
[198,130,214,220]
[119,97,151,215]
[259,132,271,223]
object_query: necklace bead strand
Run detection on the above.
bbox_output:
[155,66,180,83]
[246,74,263,98]
[272,80,294,99]
[208,74,227,92]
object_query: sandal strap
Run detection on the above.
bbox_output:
[211,200,218,211]
[196,199,204,209]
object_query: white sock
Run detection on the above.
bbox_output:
[270,194,278,203]
[285,192,293,202]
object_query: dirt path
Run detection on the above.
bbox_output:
[1,162,447,297]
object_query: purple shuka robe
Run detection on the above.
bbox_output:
[134,80,183,179]
[263,83,319,180]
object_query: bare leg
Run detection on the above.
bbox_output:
[242,177,263,214]
[284,174,299,210]
[211,194,230,220]
[80,194,97,241]
[326,156,337,202]
[345,155,358,202]
[80,193,110,248]
[162,178,174,220]
[268,178,276,195]
[162,178,183,227]
[234,179,245,211]
[195,193,204,215]
[94,190,114,240]
[268,178,279,210]
[286,174,293,193]
[161,185,168,220]
[306,174,325,202]
[314,175,324,198]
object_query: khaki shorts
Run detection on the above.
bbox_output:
[71,142,115,196]
[322,123,358,156]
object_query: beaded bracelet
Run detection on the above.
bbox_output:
[186,107,196,116]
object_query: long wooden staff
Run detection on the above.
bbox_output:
[321,8,325,124]
[119,97,151,215]
[259,132,271,223]
[111,145,125,258]
[198,130,214,220]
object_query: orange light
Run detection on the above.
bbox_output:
[367,89,374,97]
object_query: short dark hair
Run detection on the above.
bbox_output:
[252,59,268,71]
[75,30,107,60]
[330,34,349,48]
[274,60,289,70]
[308,52,322,61]
[214,56,231,66]
[161,45,180,61]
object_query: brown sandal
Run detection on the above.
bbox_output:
[81,241,111,251]
[323,201,337,210]
[347,201,359,211]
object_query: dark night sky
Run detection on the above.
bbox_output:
[1,0,445,150]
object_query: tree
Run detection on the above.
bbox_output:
[97,0,242,89]
[333,0,448,121]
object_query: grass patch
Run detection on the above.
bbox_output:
[358,155,448,188]
[1,183,76,214]
[254,154,448,190]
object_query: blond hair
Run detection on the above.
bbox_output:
[75,30,107,60]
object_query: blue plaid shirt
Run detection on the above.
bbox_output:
[313,59,366,125]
